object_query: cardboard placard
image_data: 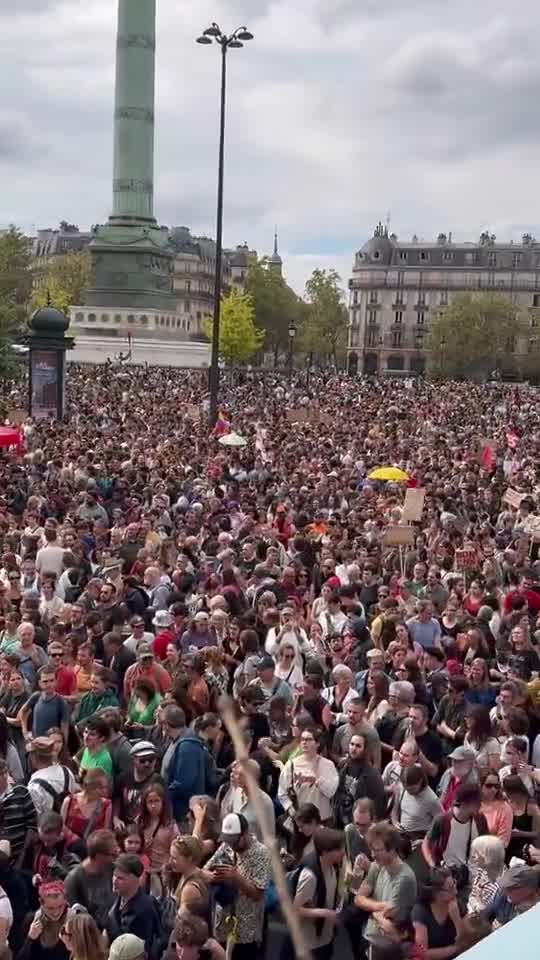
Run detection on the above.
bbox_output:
[455,548,477,570]
[286,408,309,423]
[503,489,525,510]
[383,525,415,547]
[7,408,26,426]
[402,487,426,523]
[318,412,333,426]
[524,515,540,540]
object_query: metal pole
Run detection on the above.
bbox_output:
[209,43,227,427]
[288,335,293,380]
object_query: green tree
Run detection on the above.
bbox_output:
[0,226,32,379]
[245,258,303,364]
[203,290,263,365]
[300,268,349,367]
[32,249,91,315]
[428,292,534,379]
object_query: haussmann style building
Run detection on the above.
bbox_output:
[347,224,540,377]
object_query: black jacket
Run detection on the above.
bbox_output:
[106,888,159,955]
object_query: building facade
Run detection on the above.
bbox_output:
[348,225,540,376]
[31,227,93,289]
[170,227,221,337]
[226,243,258,292]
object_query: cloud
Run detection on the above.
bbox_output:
[2,0,540,293]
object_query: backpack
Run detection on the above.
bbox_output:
[32,767,71,812]
[265,864,303,914]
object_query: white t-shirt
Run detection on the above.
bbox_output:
[28,763,78,816]
[443,815,480,867]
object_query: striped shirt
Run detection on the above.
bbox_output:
[0,783,38,858]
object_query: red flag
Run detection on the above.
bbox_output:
[480,444,495,471]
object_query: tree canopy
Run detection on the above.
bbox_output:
[32,249,91,315]
[428,291,538,379]
[299,267,349,365]
[244,258,303,361]
[0,226,32,379]
[203,290,263,366]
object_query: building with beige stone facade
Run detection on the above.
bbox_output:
[347,225,540,376]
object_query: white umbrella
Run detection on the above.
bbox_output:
[218,431,247,448]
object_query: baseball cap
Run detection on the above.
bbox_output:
[500,865,539,892]
[108,935,146,960]
[194,611,209,622]
[28,736,55,756]
[129,741,157,759]
[448,746,476,762]
[257,655,275,671]
[136,643,154,660]
[219,812,248,842]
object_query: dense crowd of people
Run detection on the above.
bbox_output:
[0,367,539,960]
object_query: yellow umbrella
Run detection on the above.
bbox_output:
[368,466,409,482]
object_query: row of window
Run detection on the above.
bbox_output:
[395,250,527,267]
[355,289,540,308]
[367,310,427,325]
[366,330,425,349]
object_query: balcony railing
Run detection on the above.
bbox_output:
[350,274,540,292]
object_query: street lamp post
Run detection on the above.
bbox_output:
[288,321,296,379]
[196,22,253,426]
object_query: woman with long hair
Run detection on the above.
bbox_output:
[187,795,221,861]
[464,657,496,709]
[59,912,105,960]
[61,769,112,843]
[463,705,501,773]
[503,774,540,863]
[365,672,390,724]
[166,836,209,913]
[127,678,162,728]
[136,782,179,894]
[0,668,27,756]
[479,772,513,849]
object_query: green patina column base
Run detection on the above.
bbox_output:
[84,222,176,311]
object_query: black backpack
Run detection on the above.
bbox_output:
[32,767,71,812]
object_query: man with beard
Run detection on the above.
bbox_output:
[333,733,386,825]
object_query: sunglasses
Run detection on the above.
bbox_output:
[137,756,155,765]
[484,782,499,789]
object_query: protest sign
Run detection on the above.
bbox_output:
[524,515,540,541]
[7,408,26,425]
[286,408,309,423]
[383,525,415,547]
[455,547,477,570]
[402,488,426,523]
[503,489,525,510]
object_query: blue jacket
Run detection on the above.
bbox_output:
[167,732,218,818]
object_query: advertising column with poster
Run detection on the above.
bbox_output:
[30,350,60,420]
